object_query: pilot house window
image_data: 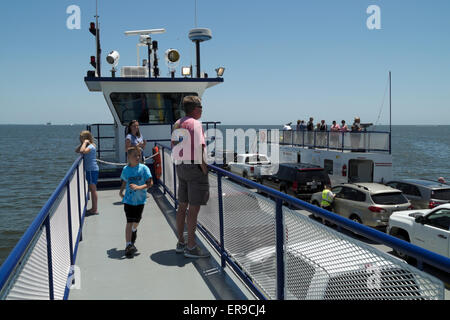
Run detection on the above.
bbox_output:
[110,92,198,125]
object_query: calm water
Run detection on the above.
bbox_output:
[0,124,449,266]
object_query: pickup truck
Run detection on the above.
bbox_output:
[387,203,450,259]
[228,153,275,180]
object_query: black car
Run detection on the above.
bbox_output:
[260,163,331,200]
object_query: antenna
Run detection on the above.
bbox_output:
[124,29,166,36]
[389,71,392,155]
[125,29,166,78]
[189,28,212,78]
[95,0,101,77]
[88,0,102,77]
[194,0,198,27]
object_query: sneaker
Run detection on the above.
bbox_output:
[131,230,137,244]
[176,242,186,253]
[184,246,210,258]
[125,244,137,257]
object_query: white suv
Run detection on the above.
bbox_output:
[387,204,450,259]
[311,183,412,228]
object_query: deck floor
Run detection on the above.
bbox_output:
[69,187,252,300]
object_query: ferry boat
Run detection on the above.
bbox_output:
[0,10,449,302]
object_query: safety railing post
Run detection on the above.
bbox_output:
[275,198,285,300]
[327,130,330,150]
[162,146,166,194]
[173,162,177,210]
[76,166,82,226]
[67,183,74,267]
[96,125,101,160]
[44,216,54,300]
[302,130,305,147]
[217,172,226,269]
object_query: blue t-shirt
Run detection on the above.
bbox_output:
[120,164,152,206]
[84,144,99,172]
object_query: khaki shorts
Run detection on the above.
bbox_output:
[176,164,210,206]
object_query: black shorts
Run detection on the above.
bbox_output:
[124,204,144,223]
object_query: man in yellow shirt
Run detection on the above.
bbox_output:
[321,185,335,212]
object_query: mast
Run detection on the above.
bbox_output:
[389,71,392,154]
[95,0,101,77]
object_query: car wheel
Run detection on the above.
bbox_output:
[350,214,362,224]
[392,234,411,262]
[349,215,363,236]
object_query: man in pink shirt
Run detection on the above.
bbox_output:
[172,96,210,258]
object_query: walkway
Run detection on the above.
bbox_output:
[69,187,252,300]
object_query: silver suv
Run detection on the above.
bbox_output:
[311,183,412,228]
[385,179,450,209]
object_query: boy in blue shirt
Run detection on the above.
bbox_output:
[119,147,153,257]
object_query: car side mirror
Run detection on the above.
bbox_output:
[415,216,426,224]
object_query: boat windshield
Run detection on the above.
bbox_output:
[110,92,198,125]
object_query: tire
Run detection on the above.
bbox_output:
[350,214,362,224]
[349,215,363,236]
[391,233,412,262]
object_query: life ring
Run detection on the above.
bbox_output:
[153,146,162,180]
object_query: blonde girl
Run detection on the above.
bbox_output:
[76,130,99,215]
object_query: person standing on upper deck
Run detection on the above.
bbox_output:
[319,120,327,132]
[351,117,362,132]
[340,120,349,132]
[306,117,314,147]
[296,120,306,131]
[172,96,210,258]
[350,117,362,151]
[306,117,314,131]
[330,120,340,132]
[330,120,341,148]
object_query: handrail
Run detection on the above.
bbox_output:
[279,129,392,154]
[155,142,449,276]
[209,165,450,274]
[0,156,86,298]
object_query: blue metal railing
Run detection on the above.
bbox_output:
[1,143,447,300]
[0,156,88,299]
[156,143,449,299]
[279,129,392,154]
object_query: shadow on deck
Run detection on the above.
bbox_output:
[68,187,252,300]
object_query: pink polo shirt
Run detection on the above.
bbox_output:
[172,116,205,163]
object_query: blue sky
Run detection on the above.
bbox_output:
[0,0,449,125]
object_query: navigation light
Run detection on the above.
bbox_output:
[106,51,120,66]
[215,67,225,77]
[182,66,191,77]
[90,56,97,69]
